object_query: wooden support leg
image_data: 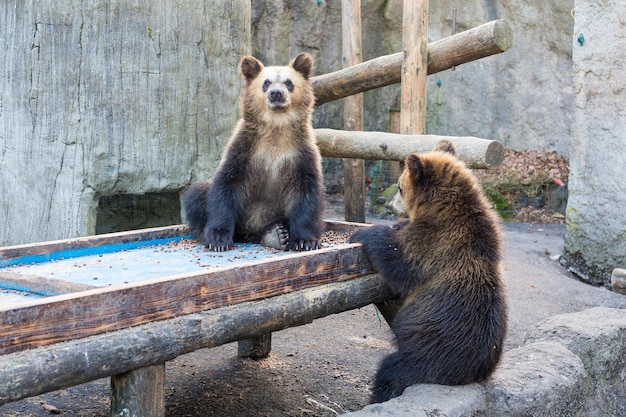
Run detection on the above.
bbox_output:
[110,363,165,417]
[238,333,272,359]
[375,298,403,328]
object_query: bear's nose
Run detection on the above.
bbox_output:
[269,89,285,103]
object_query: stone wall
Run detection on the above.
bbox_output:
[0,1,250,246]
[343,307,626,417]
[561,0,626,286]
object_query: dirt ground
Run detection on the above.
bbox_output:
[2,219,625,417]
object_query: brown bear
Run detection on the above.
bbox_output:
[349,140,507,403]
[183,52,325,252]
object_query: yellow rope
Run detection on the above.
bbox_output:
[570,0,586,38]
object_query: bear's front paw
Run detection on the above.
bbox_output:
[204,227,234,252]
[261,223,290,251]
[290,238,320,251]
[392,219,410,231]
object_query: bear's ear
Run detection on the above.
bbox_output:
[433,139,456,156]
[291,52,314,80]
[240,56,264,82]
[406,154,425,181]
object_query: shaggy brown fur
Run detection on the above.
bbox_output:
[183,52,325,251]
[350,140,507,403]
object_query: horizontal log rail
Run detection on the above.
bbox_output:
[315,128,504,169]
[312,19,513,105]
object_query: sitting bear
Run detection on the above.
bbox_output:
[349,140,507,403]
[183,52,325,252]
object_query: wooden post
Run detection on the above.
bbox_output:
[375,0,429,328]
[110,364,165,417]
[342,0,365,222]
[400,0,428,135]
[238,333,272,359]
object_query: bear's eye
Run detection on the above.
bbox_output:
[284,79,294,92]
[263,79,271,92]
[398,186,403,195]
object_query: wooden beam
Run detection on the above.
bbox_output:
[315,128,504,169]
[0,274,393,405]
[342,0,365,223]
[312,19,513,106]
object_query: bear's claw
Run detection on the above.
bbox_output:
[261,224,290,251]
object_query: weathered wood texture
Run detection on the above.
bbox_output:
[0,244,372,356]
[0,271,96,296]
[400,0,428,135]
[315,128,504,169]
[111,364,165,417]
[311,19,513,106]
[0,1,250,247]
[0,223,372,356]
[238,334,272,359]
[342,0,365,223]
[0,274,392,405]
[0,225,189,264]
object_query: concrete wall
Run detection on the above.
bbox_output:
[343,307,626,417]
[0,1,250,246]
[561,0,626,286]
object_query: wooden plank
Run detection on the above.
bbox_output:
[315,128,504,168]
[0,225,189,267]
[0,222,358,264]
[0,243,373,355]
[0,271,96,296]
[312,19,513,106]
[0,274,393,405]
[342,0,365,223]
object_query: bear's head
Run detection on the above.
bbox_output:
[239,52,314,124]
[390,140,466,219]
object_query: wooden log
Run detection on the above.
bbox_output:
[110,364,165,417]
[315,128,504,169]
[342,0,365,223]
[312,19,513,106]
[0,274,393,405]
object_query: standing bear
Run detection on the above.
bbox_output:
[183,52,325,252]
[350,140,507,403]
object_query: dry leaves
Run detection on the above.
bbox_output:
[474,147,570,224]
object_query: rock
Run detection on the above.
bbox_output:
[342,307,626,417]
[611,268,626,295]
